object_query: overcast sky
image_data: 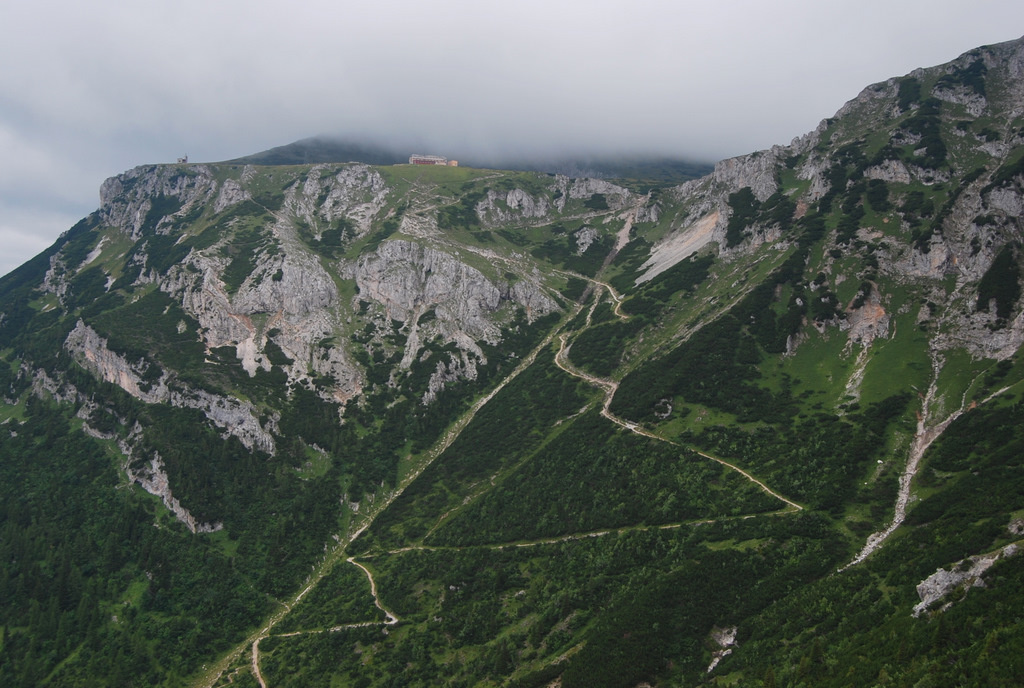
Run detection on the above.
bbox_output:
[1,1,1023,277]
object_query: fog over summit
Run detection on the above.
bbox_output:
[1,0,1023,276]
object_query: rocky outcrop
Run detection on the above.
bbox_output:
[214,178,250,212]
[99,164,219,239]
[843,288,890,347]
[423,351,478,404]
[913,543,1019,617]
[635,202,661,225]
[566,177,629,204]
[477,188,552,225]
[291,163,390,237]
[865,160,912,185]
[545,176,632,212]
[706,626,738,674]
[573,226,599,254]
[65,321,277,453]
[932,81,987,116]
[711,149,780,202]
[348,240,558,344]
[346,239,558,396]
[651,147,792,277]
[124,450,223,534]
[157,225,361,399]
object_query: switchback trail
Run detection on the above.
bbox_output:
[347,557,398,625]
[198,269,800,687]
[552,295,802,514]
[195,306,576,688]
[365,512,782,559]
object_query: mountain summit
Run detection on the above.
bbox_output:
[1,36,1024,687]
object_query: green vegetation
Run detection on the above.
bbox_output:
[897,76,922,111]
[531,229,614,276]
[726,187,759,247]
[977,243,1021,321]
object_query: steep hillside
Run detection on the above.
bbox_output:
[1,37,1024,688]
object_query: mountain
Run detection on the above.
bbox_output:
[226,136,411,166]
[230,136,715,190]
[2,36,1024,687]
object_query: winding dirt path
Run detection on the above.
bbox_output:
[195,308,576,688]
[197,261,799,687]
[347,557,398,625]
[251,638,265,688]
[553,305,802,513]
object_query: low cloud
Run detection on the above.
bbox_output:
[1,0,1023,276]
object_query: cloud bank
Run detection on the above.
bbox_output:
[2,0,1023,275]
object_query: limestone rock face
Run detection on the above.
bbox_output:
[913,544,1019,617]
[652,146,788,274]
[349,239,558,344]
[346,238,558,396]
[124,452,223,534]
[573,226,599,254]
[987,186,1024,217]
[477,188,552,225]
[844,289,890,347]
[711,149,780,202]
[64,321,277,453]
[151,214,361,399]
[422,350,478,404]
[706,626,738,674]
[214,178,251,212]
[290,163,390,237]
[99,164,219,239]
[865,160,912,184]
[566,177,631,209]
[636,202,660,224]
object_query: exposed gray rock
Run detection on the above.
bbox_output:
[99,164,219,239]
[156,218,362,401]
[635,202,660,224]
[711,149,780,202]
[932,77,988,116]
[506,187,549,217]
[567,177,631,209]
[573,226,599,254]
[215,178,250,212]
[507,279,559,320]
[423,351,478,404]
[797,154,831,201]
[706,626,738,674]
[292,163,390,237]
[65,321,277,453]
[636,209,721,284]
[865,160,912,184]
[843,288,891,347]
[987,186,1024,217]
[349,239,558,344]
[124,452,223,534]
[346,239,557,396]
[477,187,552,225]
[913,544,1019,617]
